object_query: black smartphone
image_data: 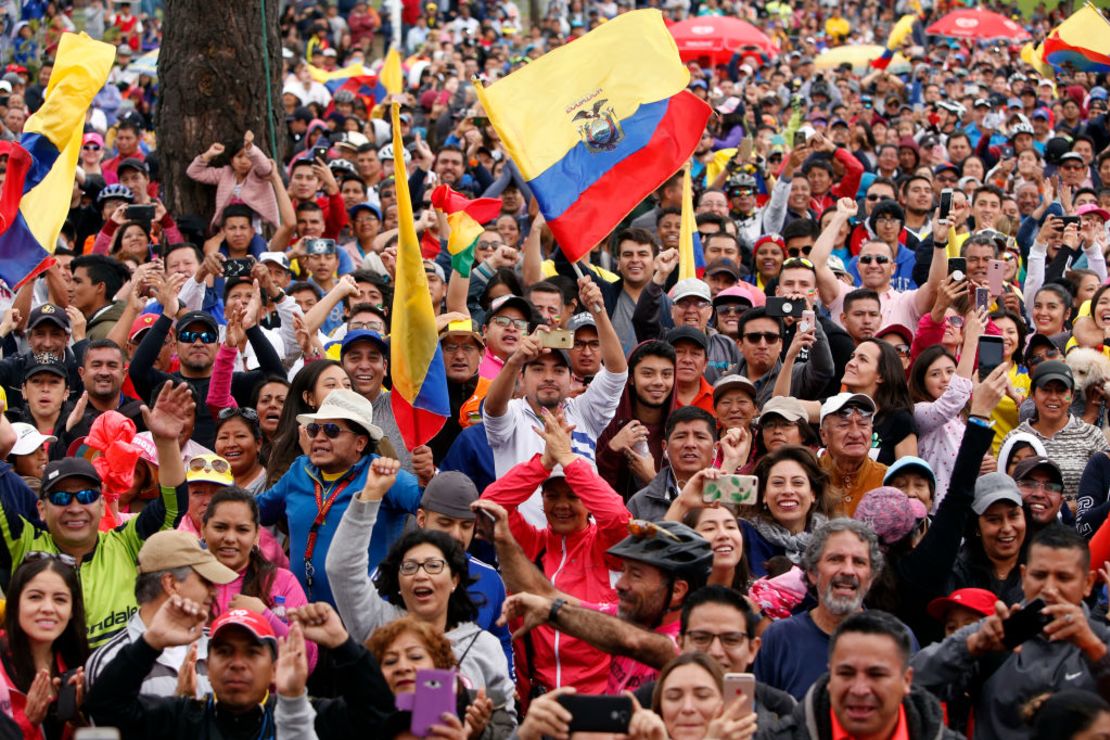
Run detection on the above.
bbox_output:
[793,129,807,148]
[1060,215,1081,227]
[124,204,155,223]
[471,116,490,128]
[474,507,496,541]
[312,144,330,162]
[765,296,806,319]
[557,695,633,734]
[939,188,953,220]
[978,335,1004,379]
[947,257,967,278]
[1002,598,1050,649]
[55,668,79,723]
[224,257,255,279]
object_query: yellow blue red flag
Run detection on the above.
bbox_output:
[381,47,404,95]
[388,103,449,449]
[0,33,113,289]
[474,9,711,262]
[1043,3,1110,73]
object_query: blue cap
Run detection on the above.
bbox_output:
[349,202,382,220]
[341,329,388,356]
[883,455,936,490]
[1091,86,1108,101]
[689,79,708,90]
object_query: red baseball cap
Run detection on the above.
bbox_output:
[926,588,998,622]
[210,608,277,651]
[129,313,158,342]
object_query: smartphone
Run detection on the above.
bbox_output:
[988,259,1006,295]
[474,507,496,541]
[766,296,805,319]
[312,144,330,161]
[737,137,753,163]
[55,668,80,723]
[404,668,457,737]
[124,204,155,223]
[723,672,756,708]
[800,309,816,334]
[939,188,953,220]
[792,129,807,148]
[978,335,1004,379]
[556,694,633,734]
[224,257,255,279]
[975,286,990,312]
[1060,215,1081,228]
[947,257,966,281]
[1002,598,1050,650]
[542,328,573,349]
[703,474,759,506]
[471,116,490,127]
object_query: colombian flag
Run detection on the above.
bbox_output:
[474,9,711,263]
[324,75,388,116]
[430,185,502,277]
[388,103,449,449]
[1042,4,1110,73]
[0,33,113,289]
[677,163,704,281]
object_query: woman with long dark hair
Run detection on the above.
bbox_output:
[842,338,917,463]
[201,488,314,669]
[266,360,353,487]
[0,557,89,739]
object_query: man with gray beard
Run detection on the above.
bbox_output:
[754,518,896,700]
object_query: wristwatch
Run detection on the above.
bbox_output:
[548,598,567,625]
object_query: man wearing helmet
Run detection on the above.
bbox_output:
[498,518,713,694]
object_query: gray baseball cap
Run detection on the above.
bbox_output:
[971,472,1023,515]
[420,471,479,520]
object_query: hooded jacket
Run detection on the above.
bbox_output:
[596,372,672,502]
[480,455,631,695]
[764,674,960,740]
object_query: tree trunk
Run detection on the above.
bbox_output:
[157,0,283,228]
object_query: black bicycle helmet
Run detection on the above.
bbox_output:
[607,520,713,581]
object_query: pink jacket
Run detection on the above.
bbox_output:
[186,145,280,227]
[214,566,317,671]
[481,455,631,695]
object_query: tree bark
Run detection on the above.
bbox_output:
[157,0,283,228]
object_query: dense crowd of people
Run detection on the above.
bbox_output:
[0,0,1105,738]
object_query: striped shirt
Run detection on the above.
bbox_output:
[85,612,211,700]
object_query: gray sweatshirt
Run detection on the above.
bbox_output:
[324,497,517,719]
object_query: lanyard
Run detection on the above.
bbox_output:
[303,472,355,596]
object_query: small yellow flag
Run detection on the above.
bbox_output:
[381,47,404,95]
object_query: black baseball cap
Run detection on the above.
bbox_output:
[41,458,101,496]
[117,157,149,177]
[1031,360,1074,391]
[176,310,219,335]
[27,304,69,332]
[25,353,67,381]
[665,326,708,350]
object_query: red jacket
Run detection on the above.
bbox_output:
[809,148,865,218]
[481,455,631,695]
[294,192,349,240]
[0,644,72,740]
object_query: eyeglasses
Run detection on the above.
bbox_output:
[490,316,529,332]
[188,457,232,475]
[787,246,813,258]
[676,298,711,311]
[743,331,781,344]
[829,407,874,426]
[305,422,355,439]
[946,316,965,328]
[892,344,911,358]
[44,488,102,507]
[874,215,901,225]
[858,254,891,265]
[761,417,798,431]
[1027,349,1060,368]
[716,305,746,317]
[218,407,260,423]
[442,342,480,354]
[1001,252,1018,262]
[399,558,447,576]
[684,630,749,650]
[477,240,504,250]
[23,551,77,567]
[782,257,815,270]
[1017,479,1064,495]
[572,339,600,351]
[349,320,386,332]
[178,330,218,344]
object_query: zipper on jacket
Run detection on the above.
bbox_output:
[550,536,570,688]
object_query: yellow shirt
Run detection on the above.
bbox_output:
[990,364,1030,455]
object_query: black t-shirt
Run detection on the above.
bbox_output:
[873,408,917,466]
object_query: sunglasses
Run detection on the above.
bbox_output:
[189,457,232,475]
[743,331,781,344]
[892,344,911,357]
[1027,349,1060,367]
[305,422,356,439]
[787,246,812,258]
[946,316,965,328]
[490,315,529,332]
[865,193,886,201]
[218,407,260,424]
[45,488,101,507]
[23,551,77,567]
[716,305,746,317]
[178,330,218,344]
[859,254,891,265]
[82,144,101,151]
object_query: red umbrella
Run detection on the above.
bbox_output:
[668,16,779,66]
[925,8,1031,41]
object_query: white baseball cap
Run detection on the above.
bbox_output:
[10,423,54,456]
[670,278,711,303]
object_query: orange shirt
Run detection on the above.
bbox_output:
[675,377,716,416]
[820,454,889,517]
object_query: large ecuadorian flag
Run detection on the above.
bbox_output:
[0,33,113,289]
[388,103,450,449]
[1042,3,1110,73]
[475,9,712,262]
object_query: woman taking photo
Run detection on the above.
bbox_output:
[0,557,88,739]
[325,458,516,727]
[908,309,983,507]
[841,339,917,463]
[652,653,756,740]
[367,616,500,740]
[201,489,309,665]
[744,445,830,578]
[663,470,752,593]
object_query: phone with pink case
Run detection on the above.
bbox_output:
[396,668,457,737]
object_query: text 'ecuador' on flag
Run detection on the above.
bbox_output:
[388,102,449,449]
[474,9,712,263]
[430,185,502,277]
[0,33,113,289]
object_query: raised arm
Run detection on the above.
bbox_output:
[303,274,359,335]
[913,208,950,316]
[483,328,547,419]
[812,198,855,307]
[579,276,626,374]
[522,212,545,287]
